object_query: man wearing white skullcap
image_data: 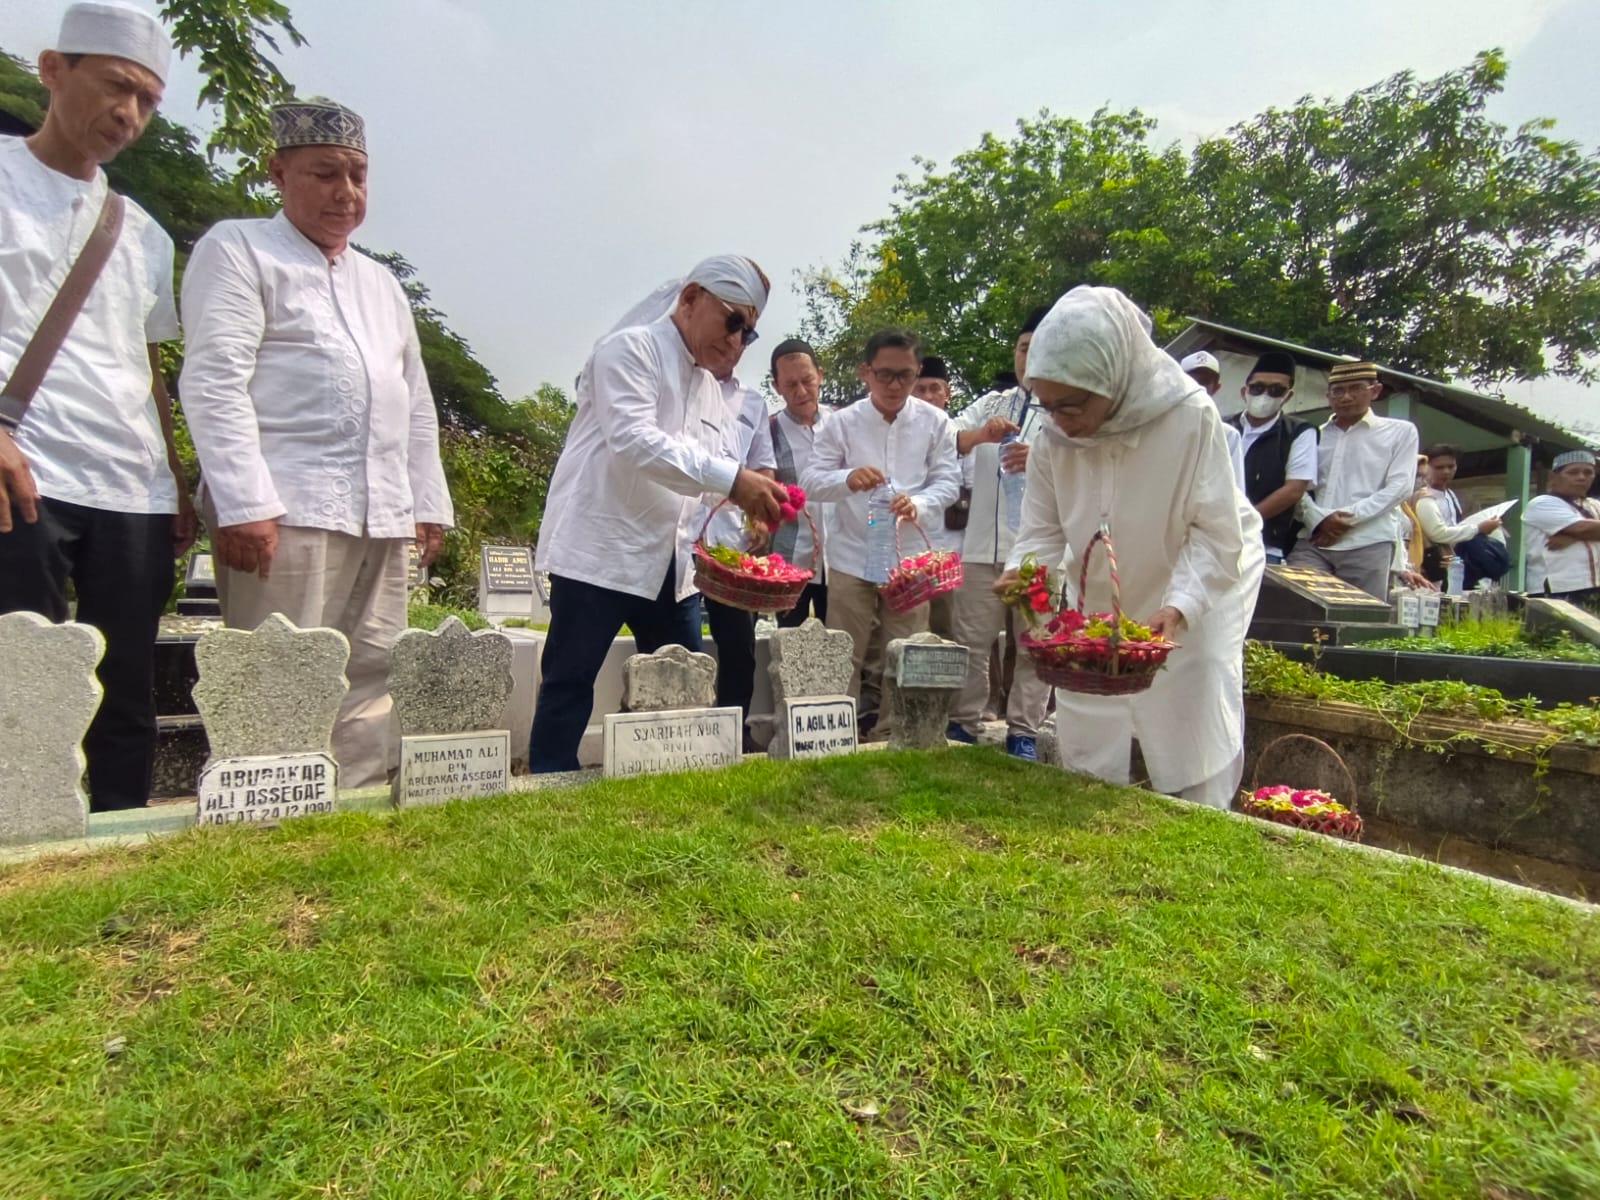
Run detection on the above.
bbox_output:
[0,2,191,812]
[180,98,454,787]
[528,258,790,773]
[1523,449,1600,606]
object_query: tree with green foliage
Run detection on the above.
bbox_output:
[804,52,1600,399]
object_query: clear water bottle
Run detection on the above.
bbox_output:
[999,432,1026,531]
[1446,556,1465,596]
[863,483,898,584]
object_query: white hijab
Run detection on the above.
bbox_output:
[1025,285,1203,444]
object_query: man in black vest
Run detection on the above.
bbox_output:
[1227,350,1319,563]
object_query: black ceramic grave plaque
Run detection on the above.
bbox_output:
[1254,564,1395,623]
[480,545,535,594]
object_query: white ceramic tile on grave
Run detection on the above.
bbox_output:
[0,613,103,846]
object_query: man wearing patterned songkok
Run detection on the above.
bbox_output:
[179,97,454,787]
[0,2,192,812]
[529,257,788,774]
[1288,360,1418,599]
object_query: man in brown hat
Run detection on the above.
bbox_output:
[179,97,454,787]
[1288,360,1418,598]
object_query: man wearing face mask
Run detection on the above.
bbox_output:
[1225,350,1318,564]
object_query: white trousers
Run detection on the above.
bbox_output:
[215,525,409,788]
[1053,690,1244,810]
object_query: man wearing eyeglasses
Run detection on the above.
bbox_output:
[1287,360,1418,598]
[801,330,960,722]
[529,256,788,774]
[1222,350,1319,564]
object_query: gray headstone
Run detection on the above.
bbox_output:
[193,613,350,761]
[623,644,716,712]
[1524,596,1600,649]
[885,633,964,750]
[603,707,742,778]
[769,695,857,760]
[768,617,856,703]
[0,613,103,846]
[389,616,515,736]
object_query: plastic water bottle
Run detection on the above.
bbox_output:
[999,433,1026,531]
[864,483,898,584]
[1446,556,1465,596]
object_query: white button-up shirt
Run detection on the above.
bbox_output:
[953,386,1047,565]
[1238,413,1319,482]
[769,405,830,572]
[697,379,775,550]
[0,136,179,514]
[537,314,739,602]
[801,395,960,580]
[179,213,453,537]
[1524,493,1600,594]
[1297,410,1418,550]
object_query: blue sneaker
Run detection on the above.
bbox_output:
[1006,734,1038,761]
[945,722,977,744]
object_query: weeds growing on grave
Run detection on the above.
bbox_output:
[1,751,1597,1197]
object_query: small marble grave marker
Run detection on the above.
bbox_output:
[1418,593,1442,636]
[603,707,742,778]
[396,731,510,808]
[390,617,515,736]
[1395,592,1421,632]
[768,617,855,703]
[624,644,716,712]
[193,614,349,761]
[886,633,965,750]
[770,695,857,760]
[197,752,337,826]
[0,613,103,846]
[406,542,428,589]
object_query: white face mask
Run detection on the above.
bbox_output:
[1245,392,1287,420]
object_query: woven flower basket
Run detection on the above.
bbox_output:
[692,498,815,614]
[1237,733,1364,840]
[1017,527,1176,696]
[880,519,964,614]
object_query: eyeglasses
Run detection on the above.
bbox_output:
[713,296,759,347]
[870,367,918,386]
[1326,381,1374,399]
[1246,382,1291,399]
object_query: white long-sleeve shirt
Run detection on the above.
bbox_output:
[697,379,776,550]
[1414,488,1480,547]
[1296,410,1418,551]
[801,396,960,580]
[179,213,452,537]
[769,405,831,573]
[537,314,739,602]
[953,385,1047,565]
[1524,493,1600,594]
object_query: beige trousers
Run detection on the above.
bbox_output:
[215,524,409,788]
[825,571,929,726]
[947,562,1051,735]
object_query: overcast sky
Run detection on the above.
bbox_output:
[7,0,1597,426]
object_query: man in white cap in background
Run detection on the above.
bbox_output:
[0,2,193,811]
[1180,350,1246,491]
[180,97,455,787]
[529,258,788,773]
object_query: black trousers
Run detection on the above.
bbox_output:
[776,581,828,627]
[704,596,756,721]
[527,568,703,774]
[0,498,174,810]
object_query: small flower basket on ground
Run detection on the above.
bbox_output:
[1006,530,1176,696]
[693,488,814,614]
[881,520,963,614]
[1238,733,1364,840]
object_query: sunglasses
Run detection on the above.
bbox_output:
[713,296,759,347]
[870,367,918,386]
[1246,382,1291,399]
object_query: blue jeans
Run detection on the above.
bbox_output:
[527,569,702,773]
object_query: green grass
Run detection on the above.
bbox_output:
[406,602,491,632]
[2,751,1597,1198]
[1362,615,1600,664]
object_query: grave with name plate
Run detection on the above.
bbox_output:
[176,552,221,617]
[192,615,350,825]
[885,633,968,750]
[1248,563,1409,645]
[767,618,858,760]
[477,544,547,625]
[389,617,515,807]
[0,613,103,846]
[603,645,741,777]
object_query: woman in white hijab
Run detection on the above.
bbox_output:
[999,286,1265,808]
